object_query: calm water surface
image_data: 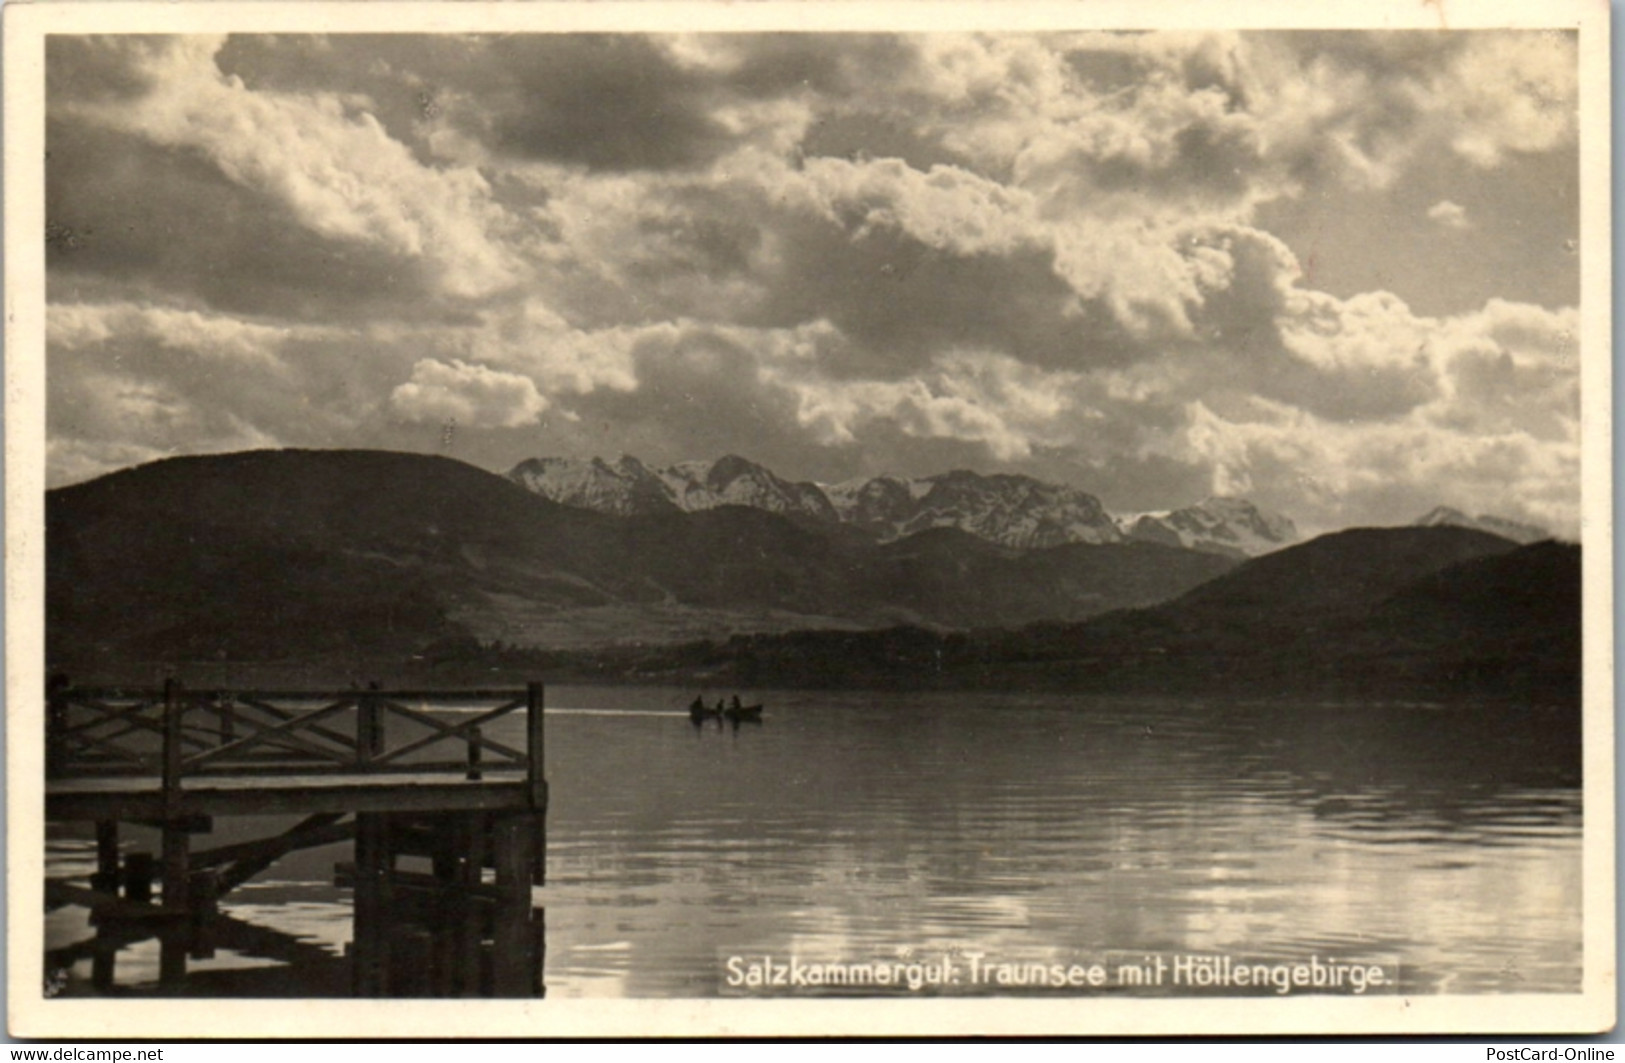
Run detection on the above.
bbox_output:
[45,688,1582,996]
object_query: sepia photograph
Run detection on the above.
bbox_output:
[6,0,1613,1038]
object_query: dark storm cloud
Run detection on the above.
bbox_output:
[475,36,735,171]
[1090,120,1262,205]
[46,117,456,324]
[1063,46,1154,95]
[46,35,173,105]
[455,34,932,172]
[745,218,1106,376]
[717,33,918,96]
[215,33,939,174]
[799,110,970,174]
[563,326,811,471]
[213,35,483,167]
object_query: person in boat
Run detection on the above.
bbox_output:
[730,695,742,712]
[716,699,726,714]
[690,695,707,715]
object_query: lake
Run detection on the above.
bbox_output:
[44,687,1583,997]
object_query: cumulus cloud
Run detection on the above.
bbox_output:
[48,361,289,485]
[49,302,303,371]
[1172,296,1579,533]
[1427,200,1470,229]
[770,350,1083,461]
[54,35,522,302]
[389,359,550,429]
[42,30,1584,537]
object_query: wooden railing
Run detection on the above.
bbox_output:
[46,680,547,807]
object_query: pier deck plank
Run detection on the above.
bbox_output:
[47,769,533,819]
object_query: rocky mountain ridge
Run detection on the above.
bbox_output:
[509,454,1296,556]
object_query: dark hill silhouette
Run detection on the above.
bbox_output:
[1005,524,1533,694]
[47,450,607,667]
[1158,525,1523,626]
[685,525,1575,704]
[1338,540,1580,699]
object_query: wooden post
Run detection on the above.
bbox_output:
[398,928,434,997]
[490,813,537,997]
[189,869,220,960]
[92,821,120,894]
[526,683,546,810]
[532,909,547,998]
[159,825,190,988]
[90,937,116,992]
[526,683,547,887]
[431,815,459,881]
[218,697,236,743]
[419,811,458,995]
[466,725,483,781]
[158,930,188,989]
[157,678,191,987]
[123,851,156,902]
[46,674,70,778]
[162,679,184,815]
[358,684,383,767]
[352,812,388,996]
[459,813,487,997]
[431,887,457,998]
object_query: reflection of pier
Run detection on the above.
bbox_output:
[45,680,547,996]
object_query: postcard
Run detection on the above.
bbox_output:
[6,0,1613,1038]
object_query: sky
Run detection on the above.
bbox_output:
[43,30,1582,535]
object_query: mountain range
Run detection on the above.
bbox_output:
[45,448,1575,703]
[510,454,1297,557]
[47,449,1235,679]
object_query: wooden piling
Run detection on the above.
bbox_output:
[159,816,191,987]
[526,683,546,810]
[46,674,70,779]
[490,813,537,997]
[352,812,388,996]
[162,679,184,815]
[526,683,547,886]
[430,814,459,881]
[92,821,120,894]
[189,869,220,961]
[123,851,156,903]
[467,726,483,781]
[459,812,488,997]
[532,911,547,998]
[90,939,116,991]
[358,685,382,766]
[397,928,434,997]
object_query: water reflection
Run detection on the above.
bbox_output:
[46,690,1581,997]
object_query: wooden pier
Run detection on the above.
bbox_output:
[45,679,548,997]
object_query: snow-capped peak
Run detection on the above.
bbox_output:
[1413,506,1549,544]
[1117,496,1298,558]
